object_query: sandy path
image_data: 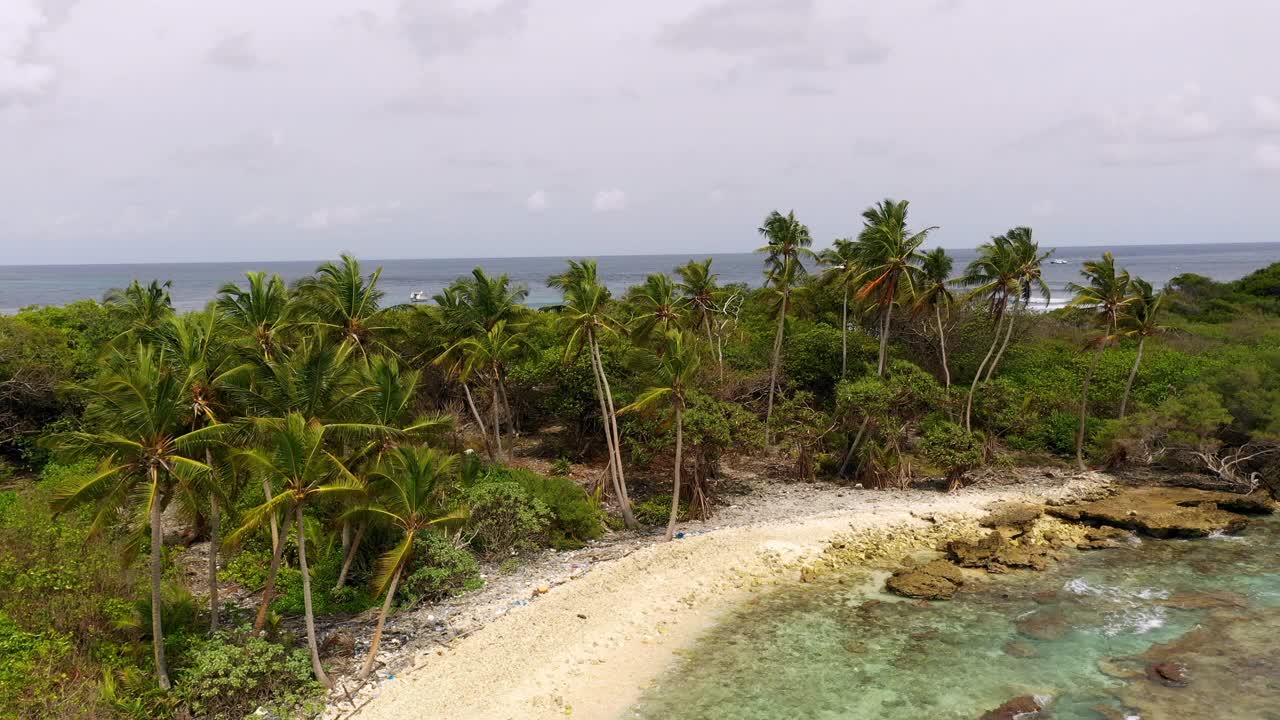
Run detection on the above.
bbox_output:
[344,474,1102,720]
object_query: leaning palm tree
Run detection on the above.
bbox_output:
[619,330,701,541]
[229,413,369,689]
[675,258,725,375]
[1115,277,1165,419]
[293,254,393,358]
[547,260,638,529]
[216,271,291,361]
[819,238,860,378]
[982,227,1053,381]
[959,236,1020,429]
[1066,252,1132,470]
[757,210,814,442]
[346,446,468,680]
[913,247,955,388]
[437,320,528,459]
[46,345,218,691]
[628,273,686,347]
[852,199,935,378]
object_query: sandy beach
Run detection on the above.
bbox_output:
[338,468,1106,720]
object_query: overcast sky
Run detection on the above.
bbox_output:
[2,0,1278,264]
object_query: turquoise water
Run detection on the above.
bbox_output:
[632,518,1280,719]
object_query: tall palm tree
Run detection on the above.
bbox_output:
[982,227,1053,381]
[438,320,528,459]
[1115,277,1165,419]
[47,345,218,690]
[547,260,638,529]
[294,254,393,358]
[1067,252,1132,470]
[619,330,701,541]
[913,247,955,388]
[216,271,291,361]
[629,273,685,346]
[449,268,529,432]
[229,413,368,689]
[105,279,175,344]
[675,259,724,374]
[757,210,814,442]
[346,446,468,680]
[424,287,496,461]
[819,238,860,378]
[959,236,1020,429]
[852,199,935,378]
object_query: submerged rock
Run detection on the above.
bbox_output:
[1078,525,1134,550]
[1003,640,1039,659]
[978,694,1047,719]
[1047,487,1269,538]
[1147,661,1190,687]
[885,560,969,600]
[1160,590,1249,610]
[1016,607,1072,641]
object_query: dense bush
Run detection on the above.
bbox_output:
[462,479,552,558]
[174,630,321,720]
[397,531,483,607]
[504,469,605,549]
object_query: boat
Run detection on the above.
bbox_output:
[1049,259,1070,265]
[408,290,429,302]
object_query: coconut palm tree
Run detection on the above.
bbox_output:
[619,330,701,541]
[757,210,814,442]
[852,199,935,378]
[675,258,724,374]
[959,236,1021,429]
[1115,277,1165,419]
[913,247,955,388]
[47,344,219,690]
[547,260,638,529]
[105,279,175,344]
[346,446,468,680]
[819,238,860,378]
[424,287,496,461]
[229,413,369,689]
[1067,252,1132,470]
[982,227,1053,381]
[294,254,393,358]
[216,271,291,361]
[437,320,528,459]
[628,273,686,346]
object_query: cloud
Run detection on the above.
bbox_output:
[206,31,261,70]
[0,1,57,107]
[1255,143,1280,172]
[1253,94,1280,131]
[299,201,402,230]
[592,188,627,212]
[397,0,530,61]
[1030,199,1056,218]
[525,189,548,212]
[1099,83,1219,144]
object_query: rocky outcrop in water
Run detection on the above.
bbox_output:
[1047,487,1274,538]
[979,694,1046,719]
[1077,526,1133,550]
[885,560,968,600]
[946,530,1054,572]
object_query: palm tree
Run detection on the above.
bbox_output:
[629,273,685,346]
[674,259,723,374]
[424,287,496,461]
[982,227,1053,381]
[216,271,291,361]
[1115,277,1165,419]
[294,254,393,358]
[819,238,860,378]
[852,199,934,378]
[105,279,175,343]
[959,236,1020,430]
[449,268,529,432]
[757,210,814,442]
[1067,252,1132,470]
[438,320,528,459]
[547,260,638,529]
[346,446,467,680]
[619,330,701,541]
[913,247,955,388]
[47,345,218,690]
[229,413,368,689]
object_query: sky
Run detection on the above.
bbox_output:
[1,0,1279,264]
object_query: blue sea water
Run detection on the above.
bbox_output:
[1,242,1278,314]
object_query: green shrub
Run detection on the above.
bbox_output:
[506,469,604,549]
[397,532,483,607]
[219,547,272,591]
[1032,411,1104,457]
[462,481,551,558]
[0,611,73,717]
[918,420,984,489]
[175,630,322,720]
[633,494,685,526]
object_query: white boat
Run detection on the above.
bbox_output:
[408,290,429,302]
[1049,259,1070,265]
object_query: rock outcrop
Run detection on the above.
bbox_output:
[1047,487,1273,538]
[885,560,968,600]
[979,694,1047,719]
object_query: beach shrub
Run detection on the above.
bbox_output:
[462,480,551,558]
[175,630,322,720]
[397,532,483,607]
[633,494,686,526]
[919,420,984,490]
[508,470,604,549]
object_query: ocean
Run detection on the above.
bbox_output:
[2,242,1278,314]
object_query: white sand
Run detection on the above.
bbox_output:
[344,473,1103,720]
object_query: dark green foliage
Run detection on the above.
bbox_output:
[397,532,483,607]
[918,420,984,488]
[633,494,686,526]
[462,479,552,558]
[781,323,844,395]
[505,469,605,549]
[174,630,321,720]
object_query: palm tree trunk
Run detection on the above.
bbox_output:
[588,333,637,529]
[148,474,171,690]
[295,505,331,688]
[263,478,279,556]
[765,290,789,444]
[935,304,951,388]
[1076,336,1110,471]
[877,301,895,377]
[838,416,872,477]
[359,562,405,681]
[841,287,849,378]
[666,405,683,542]
[497,367,517,436]
[253,507,294,635]
[965,310,1005,430]
[593,338,634,520]
[208,493,221,633]
[489,375,504,459]
[1118,337,1145,419]
[983,309,1017,383]
[462,382,495,461]
[333,522,366,592]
